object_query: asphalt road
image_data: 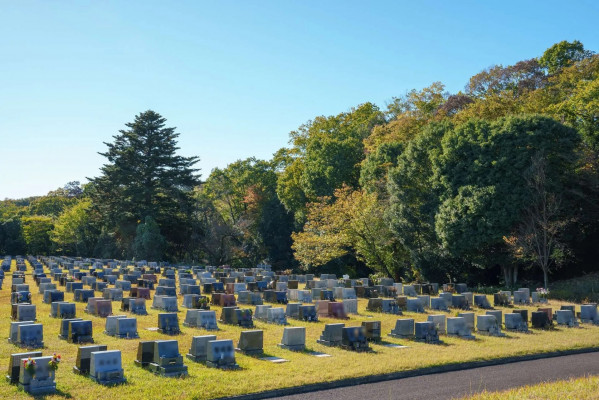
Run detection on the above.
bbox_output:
[275,352,599,400]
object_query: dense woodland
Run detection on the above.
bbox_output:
[1,41,598,288]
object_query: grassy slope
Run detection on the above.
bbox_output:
[1,262,598,400]
[460,375,599,399]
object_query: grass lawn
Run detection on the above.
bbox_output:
[460,375,599,399]
[1,262,599,400]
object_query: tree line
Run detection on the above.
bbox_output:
[1,40,598,288]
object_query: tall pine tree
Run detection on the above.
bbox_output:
[89,110,201,259]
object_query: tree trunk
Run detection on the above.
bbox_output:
[543,268,549,289]
[513,265,518,287]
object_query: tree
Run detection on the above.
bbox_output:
[50,198,97,256]
[505,155,569,288]
[21,215,54,255]
[0,218,26,254]
[292,187,408,280]
[539,40,594,74]
[133,216,166,261]
[89,110,201,258]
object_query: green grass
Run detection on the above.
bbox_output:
[1,262,599,400]
[459,375,599,399]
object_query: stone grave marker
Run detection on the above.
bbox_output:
[187,335,217,362]
[388,319,414,339]
[531,311,551,329]
[477,315,505,336]
[147,340,188,377]
[341,326,369,351]
[73,345,108,375]
[278,327,306,351]
[16,304,36,322]
[206,339,238,369]
[505,313,528,332]
[414,321,440,343]
[68,320,94,344]
[299,305,318,321]
[317,323,345,346]
[328,302,348,319]
[157,313,180,335]
[104,315,127,336]
[266,307,287,325]
[457,312,475,331]
[343,299,358,314]
[446,317,475,339]
[362,320,381,341]
[18,356,56,395]
[406,298,424,313]
[285,303,301,319]
[427,314,446,334]
[237,330,263,355]
[42,290,64,304]
[17,323,44,348]
[6,351,42,383]
[89,350,126,385]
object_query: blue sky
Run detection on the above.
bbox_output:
[1,0,598,199]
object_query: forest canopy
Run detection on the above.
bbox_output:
[2,40,598,288]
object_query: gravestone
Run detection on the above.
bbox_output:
[555,310,578,327]
[285,303,301,319]
[147,340,188,377]
[6,351,42,383]
[406,298,424,313]
[414,321,440,343]
[457,312,475,331]
[254,305,272,321]
[104,315,127,336]
[513,290,529,304]
[237,330,263,355]
[317,323,345,346]
[134,341,155,368]
[474,295,492,309]
[343,299,359,314]
[17,324,44,348]
[51,302,76,319]
[446,317,475,339]
[531,311,551,329]
[580,304,598,324]
[477,315,505,336]
[73,345,108,375]
[89,350,126,385]
[361,321,381,341]
[403,285,417,297]
[427,314,446,334]
[512,309,529,323]
[267,307,287,325]
[219,294,237,307]
[278,327,306,351]
[505,313,528,332]
[430,297,449,311]
[299,305,318,322]
[42,290,64,304]
[129,298,148,315]
[137,288,151,300]
[18,356,56,395]
[103,288,123,301]
[68,320,94,343]
[328,302,348,319]
[451,295,470,309]
[157,313,180,335]
[206,339,238,369]
[187,335,217,362]
[417,295,431,308]
[486,310,503,325]
[388,319,414,339]
[57,318,81,340]
[116,317,138,338]
[493,292,510,307]
[16,304,36,322]
[341,326,370,351]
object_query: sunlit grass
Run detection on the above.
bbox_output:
[459,375,599,399]
[1,261,598,400]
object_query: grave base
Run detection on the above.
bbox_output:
[90,374,126,385]
[476,330,506,337]
[185,354,206,362]
[446,333,476,340]
[235,348,263,355]
[387,333,413,339]
[67,336,94,344]
[206,360,240,370]
[277,344,305,351]
[340,344,371,352]
[133,360,150,368]
[316,339,341,347]
[147,363,188,377]
[18,382,56,395]
[72,366,88,375]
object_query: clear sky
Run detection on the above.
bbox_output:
[1,0,598,199]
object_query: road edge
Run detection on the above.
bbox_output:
[213,346,599,400]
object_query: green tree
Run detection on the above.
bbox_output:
[0,218,26,254]
[50,198,98,256]
[89,110,201,258]
[21,215,54,255]
[133,216,166,260]
[539,40,594,74]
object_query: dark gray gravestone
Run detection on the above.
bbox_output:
[236,330,263,355]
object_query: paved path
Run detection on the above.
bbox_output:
[275,352,599,400]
